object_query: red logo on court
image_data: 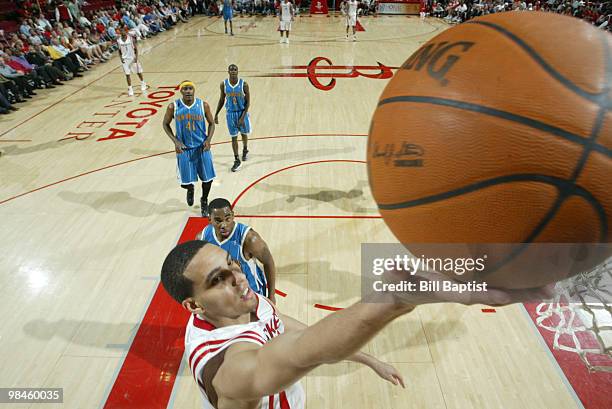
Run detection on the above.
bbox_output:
[257,57,399,91]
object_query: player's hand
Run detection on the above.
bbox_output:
[175,142,187,153]
[214,115,219,125]
[203,140,211,151]
[369,360,405,388]
[238,116,245,126]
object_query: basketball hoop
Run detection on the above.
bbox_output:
[535,258,612,372]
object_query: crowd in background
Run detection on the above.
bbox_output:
[426,0,611,29]
[0,0,609,115]
[0,0,193,115]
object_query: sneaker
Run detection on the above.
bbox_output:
[352,35,356,42]
[140,82,149,91]
[346,34,349,40]
[186,185,194,206]
[279,37,284,43]
[231,158,242,172]
[242,149,249,161]
[285,37,289,44]
[128,86,134,96]
[201,198,209,217]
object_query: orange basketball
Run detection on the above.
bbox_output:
[367,12,612,288]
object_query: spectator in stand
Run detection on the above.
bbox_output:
[0,57,38,98]
[78,13,93,28]
[134,13,153,37]
[143,10,165,33]
[188,0,198,14]
[106,21,118,39]
[25,45,70,82]
[67,0,81,21]
[55,1,74,23]
[46,37,86,73]
[0,74,25,104]
[87,28,115,55]
[35,13,52,31]
[6,47,64,88]
[19,19,33,37]
[61,22,75,37]
[69,32,100,64]
[0,89,18,114]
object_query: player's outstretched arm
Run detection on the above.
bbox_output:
[279,312,405,387]
[214,81,225,124]
[213,269,554,403]
[243,229,276,303]
[214,295,413,402]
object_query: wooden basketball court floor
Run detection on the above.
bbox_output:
[0,14,610,409]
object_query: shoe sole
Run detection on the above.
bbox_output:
[231,164,242,172]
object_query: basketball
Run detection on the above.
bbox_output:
[368,12,612,288]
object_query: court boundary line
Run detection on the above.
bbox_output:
[98,215,191,409]
[231,159,367,208]
[519,305,585,409]
[0,65,119,140]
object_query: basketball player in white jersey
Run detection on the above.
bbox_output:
[278,0,294,44]
[343,0,359,41]
[117,25,147,96]
[161,241,554,409]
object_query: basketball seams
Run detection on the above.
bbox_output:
[376,96,612,158]
[369,15,610,287]
[465,20,607,104]
[570,33,612,182]
[376,173,607,242]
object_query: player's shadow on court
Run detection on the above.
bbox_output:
[234,180,378,215]
[58,191,185,216]
[279,261,359,306]
[23,319,185,366]
[0,141,72,157]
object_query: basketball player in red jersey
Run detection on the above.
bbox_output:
[161,241,552,408]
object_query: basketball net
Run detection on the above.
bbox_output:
[535,257,612,372]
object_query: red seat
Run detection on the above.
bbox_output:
[0,20,19,33]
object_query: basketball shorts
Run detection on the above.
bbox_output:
[347,15,357,27]
[223,7,233,20]
[280,19,292,31]
[176,145,216,184]
[226,111,251,137]
[122,58,143,75]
